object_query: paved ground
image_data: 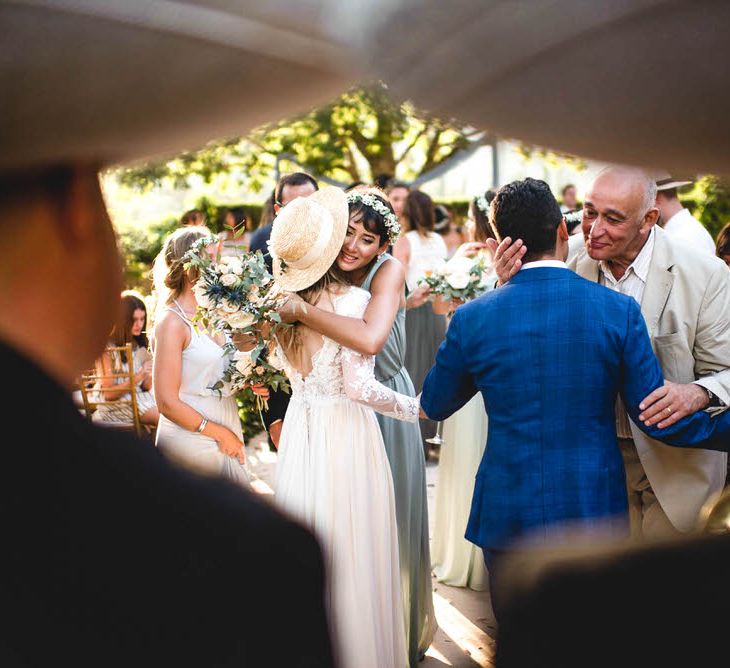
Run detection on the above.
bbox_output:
[245,434,496,667]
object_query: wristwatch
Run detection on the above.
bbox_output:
[705,387,723,407]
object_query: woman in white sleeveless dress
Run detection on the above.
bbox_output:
[269,188,418,668]
[152,227,249,487]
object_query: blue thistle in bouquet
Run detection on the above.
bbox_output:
[183,235,290,411]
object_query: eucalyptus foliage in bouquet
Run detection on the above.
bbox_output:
[183,235,289,411]
[417,254,491,302]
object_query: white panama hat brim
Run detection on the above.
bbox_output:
[362,0,730,177]
[0,0,359,172]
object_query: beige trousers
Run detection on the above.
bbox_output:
[618,438,680,539]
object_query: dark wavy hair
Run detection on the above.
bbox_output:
[717,221,730,258]
[469,190,497,242]
[490,178,562,262]
[405,189,435,237]
[110,290,149,350]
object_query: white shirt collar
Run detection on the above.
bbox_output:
[599,227,655,284]
[521,259,568,270]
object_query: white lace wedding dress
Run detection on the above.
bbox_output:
[273,287,419,668]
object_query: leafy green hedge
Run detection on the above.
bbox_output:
[680,176,730,240]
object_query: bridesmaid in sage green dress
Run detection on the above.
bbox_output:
[362,252,437,665]
[279,189,437,666]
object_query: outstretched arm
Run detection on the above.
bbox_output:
[420,310,478,421]
[620,299,730,449]
[341,347,419,422]
[279,258,405,356]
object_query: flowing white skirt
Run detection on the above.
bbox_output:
[155,392,250,488]
[275,394,407,668]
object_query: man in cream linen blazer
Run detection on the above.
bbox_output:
[569,170,730,536]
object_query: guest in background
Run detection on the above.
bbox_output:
[716,221,730,267]
[218,206,251,256]
[179,208,207,227]
[249,172,318,274]
[393,189,448,451]
[249,172,319,450]
[345,180,366,191]
[94,290,158,427]
[434,203,464,258]
[374,173,392,190]
[386,179,411,228]
[655,175,716,255]
[465,190,496,245]
[152,226,250,488]
[560,183,579,213]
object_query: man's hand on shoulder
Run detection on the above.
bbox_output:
[487,237,527,286]
[639,381,711,428]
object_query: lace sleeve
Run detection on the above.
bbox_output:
[341,348,419,422]
[335,287,419,422]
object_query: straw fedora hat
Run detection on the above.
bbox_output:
[0,1,357,171]
[654,174,694,191]
[269,186,348,292]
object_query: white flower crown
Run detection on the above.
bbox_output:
[475,193,491,217]
[346,191,401,244]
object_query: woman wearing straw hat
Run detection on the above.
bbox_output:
[270,186,418,668]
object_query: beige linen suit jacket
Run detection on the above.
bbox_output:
[568,227,730,532]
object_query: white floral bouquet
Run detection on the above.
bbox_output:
[183,235,289,410]
[418,254,491,302]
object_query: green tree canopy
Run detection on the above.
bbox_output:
[115,81,485,192]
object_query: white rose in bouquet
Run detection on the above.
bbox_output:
[443,256,474,277]
[193,281,213,309]
[233,351,253,376]
[220,272,238,287]
[221,256,243,275]
[220,299,238,314]
[446,271,471,290]
[226,311,256,329]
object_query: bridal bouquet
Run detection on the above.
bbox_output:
[418,254,491,302]
[183,235,289,410]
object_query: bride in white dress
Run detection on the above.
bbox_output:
[269,188,419,668]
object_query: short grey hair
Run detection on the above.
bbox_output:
[641,175,658,215]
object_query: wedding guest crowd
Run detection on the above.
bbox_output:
[655,175,717,255]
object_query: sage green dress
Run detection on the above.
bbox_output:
[362,254,437,666]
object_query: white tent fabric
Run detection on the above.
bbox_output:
[362,0,730,176]
[0,0,361,170]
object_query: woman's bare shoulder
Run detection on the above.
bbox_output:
[372,255,405,287]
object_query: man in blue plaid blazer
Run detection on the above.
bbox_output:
[420,178,730,622]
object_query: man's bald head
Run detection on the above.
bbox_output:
[592,167,657,215]
[581,166,659,273]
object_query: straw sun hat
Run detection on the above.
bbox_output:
[269,186,349,292]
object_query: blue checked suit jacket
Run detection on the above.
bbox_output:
[420,266,730,550]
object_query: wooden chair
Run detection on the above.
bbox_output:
[76,343,145,438]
